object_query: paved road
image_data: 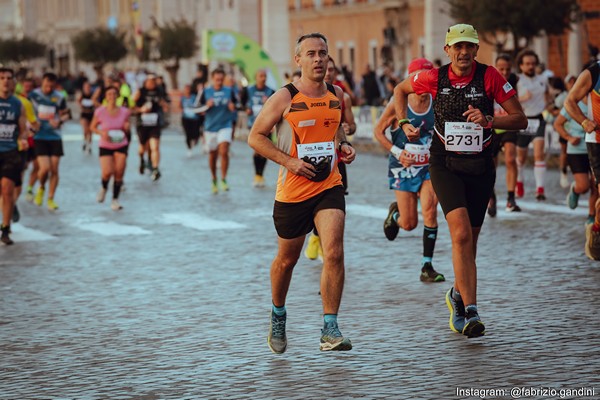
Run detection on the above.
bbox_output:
[1,122,599,399]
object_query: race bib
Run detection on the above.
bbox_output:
[108,129,126,143]
[297,141,335,166]
[141,112,159,126]
[404,143,430,166]
[251,105,263,115]
[81,99,94,108]
[523,118,541,135]
[38,105,56,121]
[0,124,16,140]
[444,122,483,152]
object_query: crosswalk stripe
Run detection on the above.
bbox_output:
[74,220,152,236]
[9,224,56,242]
[161,213,246,230]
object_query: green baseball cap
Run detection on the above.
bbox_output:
[445,24,479,46]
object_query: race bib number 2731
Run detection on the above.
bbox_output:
[444,122,483,152]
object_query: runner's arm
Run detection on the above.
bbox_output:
[494,96,527,130]
[248,88,316,179]
[564,70,596,132]
[393,77,419,141]
[373,101,397,152]
[334,86,355,164]
[553,113,579,145]
[342,93,356,135]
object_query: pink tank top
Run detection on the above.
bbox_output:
[94,106,131,149]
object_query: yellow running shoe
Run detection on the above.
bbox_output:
[47,198,59,211]
[34,187,44,206]
[221,179,229,191]
[211,180,219,195]
[25,187,34,202]
[304,233,320,260]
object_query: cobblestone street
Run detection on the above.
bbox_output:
[1,123,599,399]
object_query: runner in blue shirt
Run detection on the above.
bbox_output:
[0,68,28,244]
[28,72,69,211]
[244,70,275,188]
[200,68,236,193]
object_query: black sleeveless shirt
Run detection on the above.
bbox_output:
[432,63,494,158]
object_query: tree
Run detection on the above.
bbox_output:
[0,37,46,65]
[71,28,128,78]
[445,0,579,59]
[157,19,198,89]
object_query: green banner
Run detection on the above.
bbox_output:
[202,29,282,88]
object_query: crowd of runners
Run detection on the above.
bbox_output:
[1,23,599,351]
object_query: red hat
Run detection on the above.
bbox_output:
[408,58,434,74]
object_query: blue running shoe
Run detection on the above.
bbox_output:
[383,202,399,241]
[462,306,485,338]
[320,320,352,351]
[445,287,465,333]
[567,182,579,210]
[268,311,287,354]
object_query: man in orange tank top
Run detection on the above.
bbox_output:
[248,33,356,353]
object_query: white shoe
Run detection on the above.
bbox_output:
[560,172,570,189]
[97,187,107,203]
[111,199,123,211]
[187,149,193,158]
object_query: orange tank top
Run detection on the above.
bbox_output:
[275,83,343,203]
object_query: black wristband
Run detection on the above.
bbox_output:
[338,140,352,151]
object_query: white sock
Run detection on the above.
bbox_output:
[517,159,524,183]
[534,161,546,190]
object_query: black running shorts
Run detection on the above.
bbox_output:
[34,139,64,157]
[587,142,600,185]
[429,155,496,228]
[0,149,24,184]
[567,153,590,175]
[99,146,129,157]
[137,126,161,145]
[273,185,346,239]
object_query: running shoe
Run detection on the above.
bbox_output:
[151,168,161,182]
[34,187,44,207]
[506,198,522,212]
[320,320,352,351]
[211,181,219,194]
[47,198,59,211]
[445,287,465,334]
[420,262,445,282]
[221,179,229,191]
[139,159,145,175]
[25,187,34,202]
[584,224,600,261]
[97,187,107,203]
[267,311,287,354]
[12,204,20,223]
[383,202,399,241]
[515,181,524,198]
[304,232,320,260]
[253,175,266,188]
[462,306,485,338]
[566,183,579,210]
[111,199,123,211]
[536,187,546,201]
[1,225,13,245]
[560,171,570,189]
[487,192,497,217]
[585,216,595,227]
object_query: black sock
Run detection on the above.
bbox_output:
[423,226,438,260]
[101,179,109,190]
[113,181,123,199]
[254,154,267,176]
[508,191,515,201]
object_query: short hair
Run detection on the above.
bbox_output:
[328,56,337,69]
[0,67,14,78]
[211,68,225,77]
[42,72,58,82]
[104,85,119,96]
[516,49,539,67]
[295,32,328,57]
[495,53,512,64]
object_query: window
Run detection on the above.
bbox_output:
[349,46,355,74]
[337,47,343,66]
